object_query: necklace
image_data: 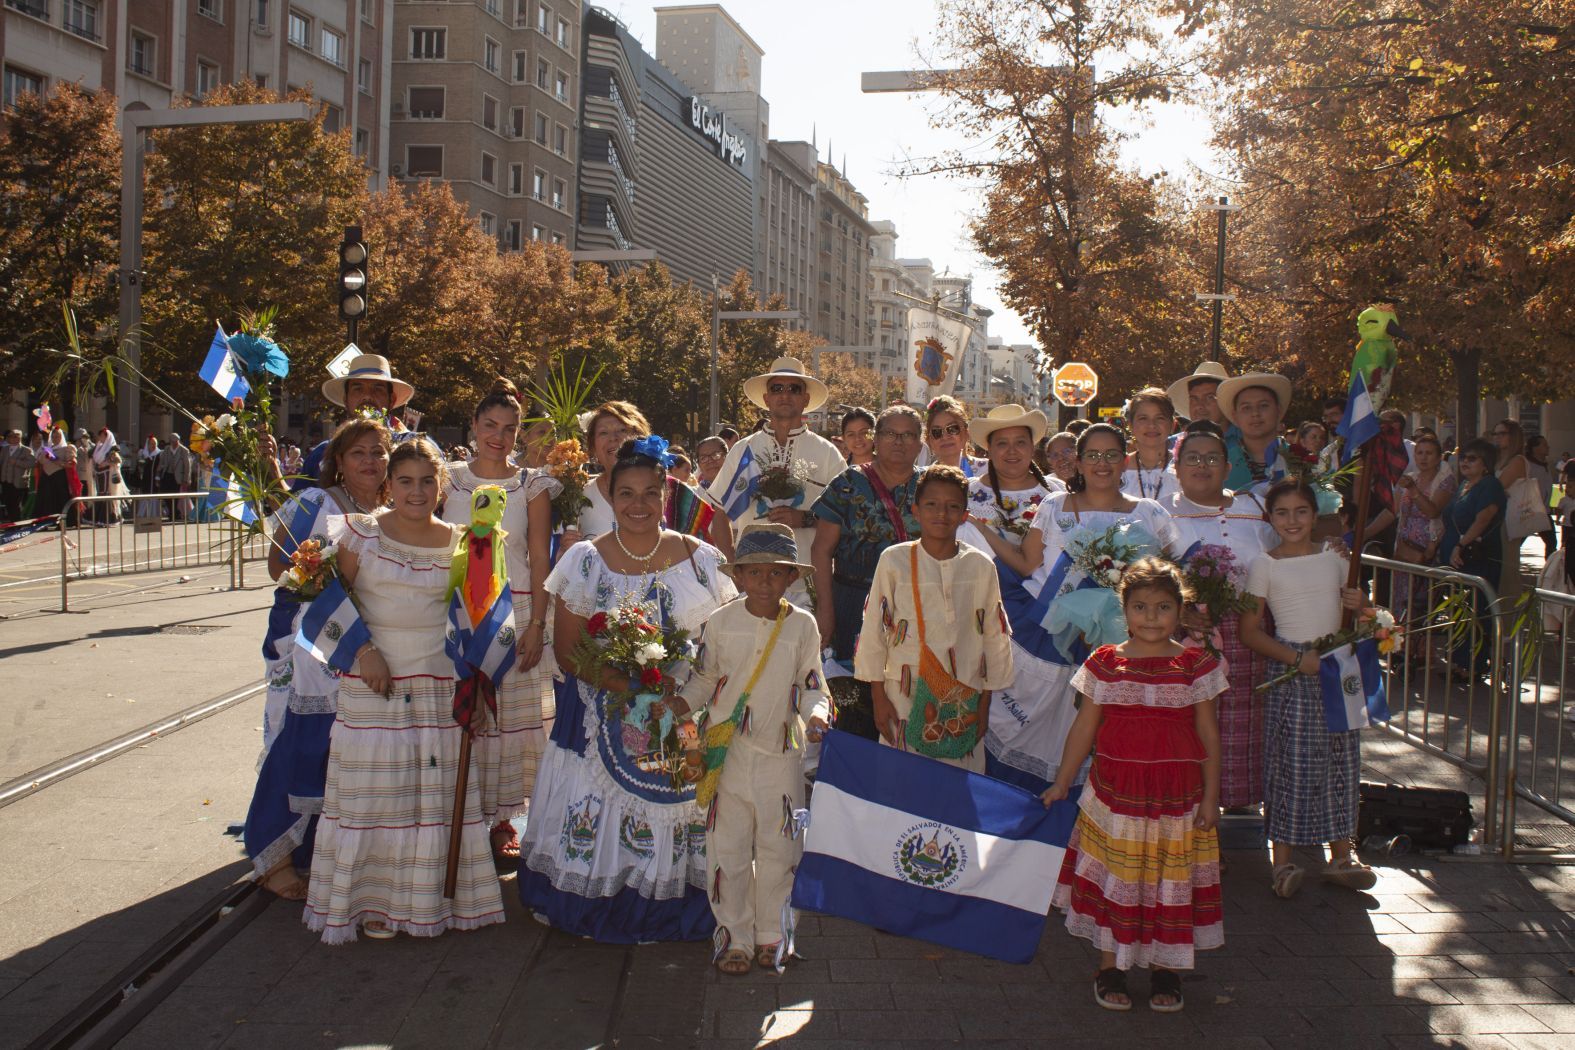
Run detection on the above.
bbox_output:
[340,486,373,514]
[614,525,662,565]
[1135,461,1165,500]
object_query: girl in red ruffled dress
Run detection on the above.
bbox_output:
[1042,557,1225,1013]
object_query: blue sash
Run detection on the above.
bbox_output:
[994,550,1091,667]
[262,491,332,661]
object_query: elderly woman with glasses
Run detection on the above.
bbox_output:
[1163,420,1280,812]
[810,405,925,739]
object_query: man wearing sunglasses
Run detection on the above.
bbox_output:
[706,357,845,606]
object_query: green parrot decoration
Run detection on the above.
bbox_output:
[447,484,509,622]
[1351,306,1407,414]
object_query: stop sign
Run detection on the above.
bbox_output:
[1052,362,1099,407]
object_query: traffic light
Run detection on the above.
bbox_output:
[337,226,368,334]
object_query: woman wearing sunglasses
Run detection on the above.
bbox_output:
[923,396,987,478]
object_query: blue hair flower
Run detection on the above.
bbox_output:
[630,434,675,468]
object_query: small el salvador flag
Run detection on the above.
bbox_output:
[445,585,516,694]
[1319,637,1390,732]
[198,324,252,403]
[791,731,1080,964]
[1336,368,1379,465]
[205,462,258,525]
[295,577,372,674]
[714,444,758,519]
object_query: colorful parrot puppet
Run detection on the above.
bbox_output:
[1351,306,1406,416]
[445,484,515,734]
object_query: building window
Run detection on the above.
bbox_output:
[509,106,525,137]
[508,163,524,195]
[551,177,565,210]
[129,31,156,76]
[321,26,345,67]
[359,0,371,22]
[532,169,545,200]
[479,212,496,236]
[407,86,444,119]
[322,103,342,134]
[406,145,443,177]
[555,16,569,47]
[536,2,548,33]
[195,59,220,97]
[358,57,372,93]
[551,230,565,245]
[535,58,548,89]
[483,0,497,15]
[287,10,310,48]
[354,127,370,157]
[513,0,527,26]
[197,0,221,22]
[512,50,526,82]
[533,112,547,144]
[532,224,546,241]
[504,220,522,251]
[481,94,498,131]
[2,66,45,108]
[410,26,445,60]
[554,70,569,103]
[64,0,101,41]
[254,0,267,28]
[480,152,496,186]
[254,73,268,88]
[483,36,500,74]
[552,123,566,155]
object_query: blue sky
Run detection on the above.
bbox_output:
[609,0,1220,347]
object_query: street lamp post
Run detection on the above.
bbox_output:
[708,273,799,432]
[1194,196,1242,362]
[117,102,313,441]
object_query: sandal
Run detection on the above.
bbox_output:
[362,920,396,940]
[757,942,782,970]
[491,823,521,863]
[259,866,307,901]
[1093,967,1131,1011]
[1149,969,1184,1013]
[1324,857,1378,891]
[716,947,751,976]
[1271,862,1304,899]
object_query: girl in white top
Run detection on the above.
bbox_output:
[1120,388,1180,503]
[1239,478,1373,902]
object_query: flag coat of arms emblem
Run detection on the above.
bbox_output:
[1320,637,1390,732]
[295,577,371,673]
[791,731,1079,963]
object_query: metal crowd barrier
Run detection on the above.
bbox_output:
[57,492,270,612]
[1501,584,1575,858]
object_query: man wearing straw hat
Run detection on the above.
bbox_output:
[706,357,844,607]
[1167,361,1232,427]
[291,354,416,490]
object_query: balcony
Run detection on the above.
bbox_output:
[5,0,49,20]
[64,17,100,41]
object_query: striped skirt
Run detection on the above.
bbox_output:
[1216,617,1262,809]
[475,590,556,824]
[1263,643,1360,846]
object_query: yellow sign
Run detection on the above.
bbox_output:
[1097,407,1122,419]
[1052,362,1099,407]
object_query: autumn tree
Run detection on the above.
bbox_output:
[598,262,711,442]
[140,82,368,409]
[1195,0,1575,437]
[358,179,497,422]
[0,84,120,397]
[818,351,903,415]
[924,0,1202,394]
[487,242,620,388]
[715,270,800,432]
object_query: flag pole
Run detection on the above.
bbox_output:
[1342,441,1376,630]
[443,726,474,899]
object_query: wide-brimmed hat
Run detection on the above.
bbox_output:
[969,404,1048,447]
[1216,372,1293,425]
[321,354,415,408]
[1165,361,1231,416]
[743,357,829,413]
[719,523,814,579]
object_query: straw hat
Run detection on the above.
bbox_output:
[719,523,814,579]
[1216,372,1293,425]
[742,357,829,413]
[1165,361,1231,416]
[321,354,415,408]
[968,404,1048,447]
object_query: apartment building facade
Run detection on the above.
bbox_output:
[813,158,872,348]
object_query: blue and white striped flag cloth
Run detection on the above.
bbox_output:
[295,577,372,673]
[205,462,258,525]
[713,444,758,519]
[791,731,1080,964]
[198,324,251,403]
[445,585,516,693]
[1320,637,1390,732]
[1337,368,1380,464]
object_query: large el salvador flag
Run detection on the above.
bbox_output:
[1320,637,1390,732]
[295,577,372,673]
[791,731,1080,964]
[1336,368,1380,464]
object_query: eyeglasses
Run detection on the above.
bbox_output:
[878,429,921,443]
[1047,448,1077,462]
[697,450,726,463]
[1180,453,1225,467]
[767,382,805,395]
[1079,449,1125,464]
[928,422,964,439]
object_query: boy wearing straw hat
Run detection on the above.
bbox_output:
[659,523,829,975]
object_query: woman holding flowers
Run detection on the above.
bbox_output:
[972,423,1181,794]
[519,437,736,943]
[1163,420,1279,811]
[246,418,390,900]
[442,378,560,862]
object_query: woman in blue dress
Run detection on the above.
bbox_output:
[1440,438,1507,680]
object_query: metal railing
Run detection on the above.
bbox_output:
[1501,584,1575,857]
[56,492,269,612]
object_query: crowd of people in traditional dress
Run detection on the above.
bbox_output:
[226,350,1554,1013]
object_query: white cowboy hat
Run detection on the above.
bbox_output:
[1165,361,1232,416]
[969,404,1048,447]
[1216,372,1294,425]
[743,357,830,413]
[321,354,415,408]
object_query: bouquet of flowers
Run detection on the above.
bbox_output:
[756,458,811,506]
[1256,606,1405,692]
[278,538,339,601]
[527,360,605,530]
[1071,522,1155,588]
[1045,521,1164,651]
[1182,544,1257,651]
